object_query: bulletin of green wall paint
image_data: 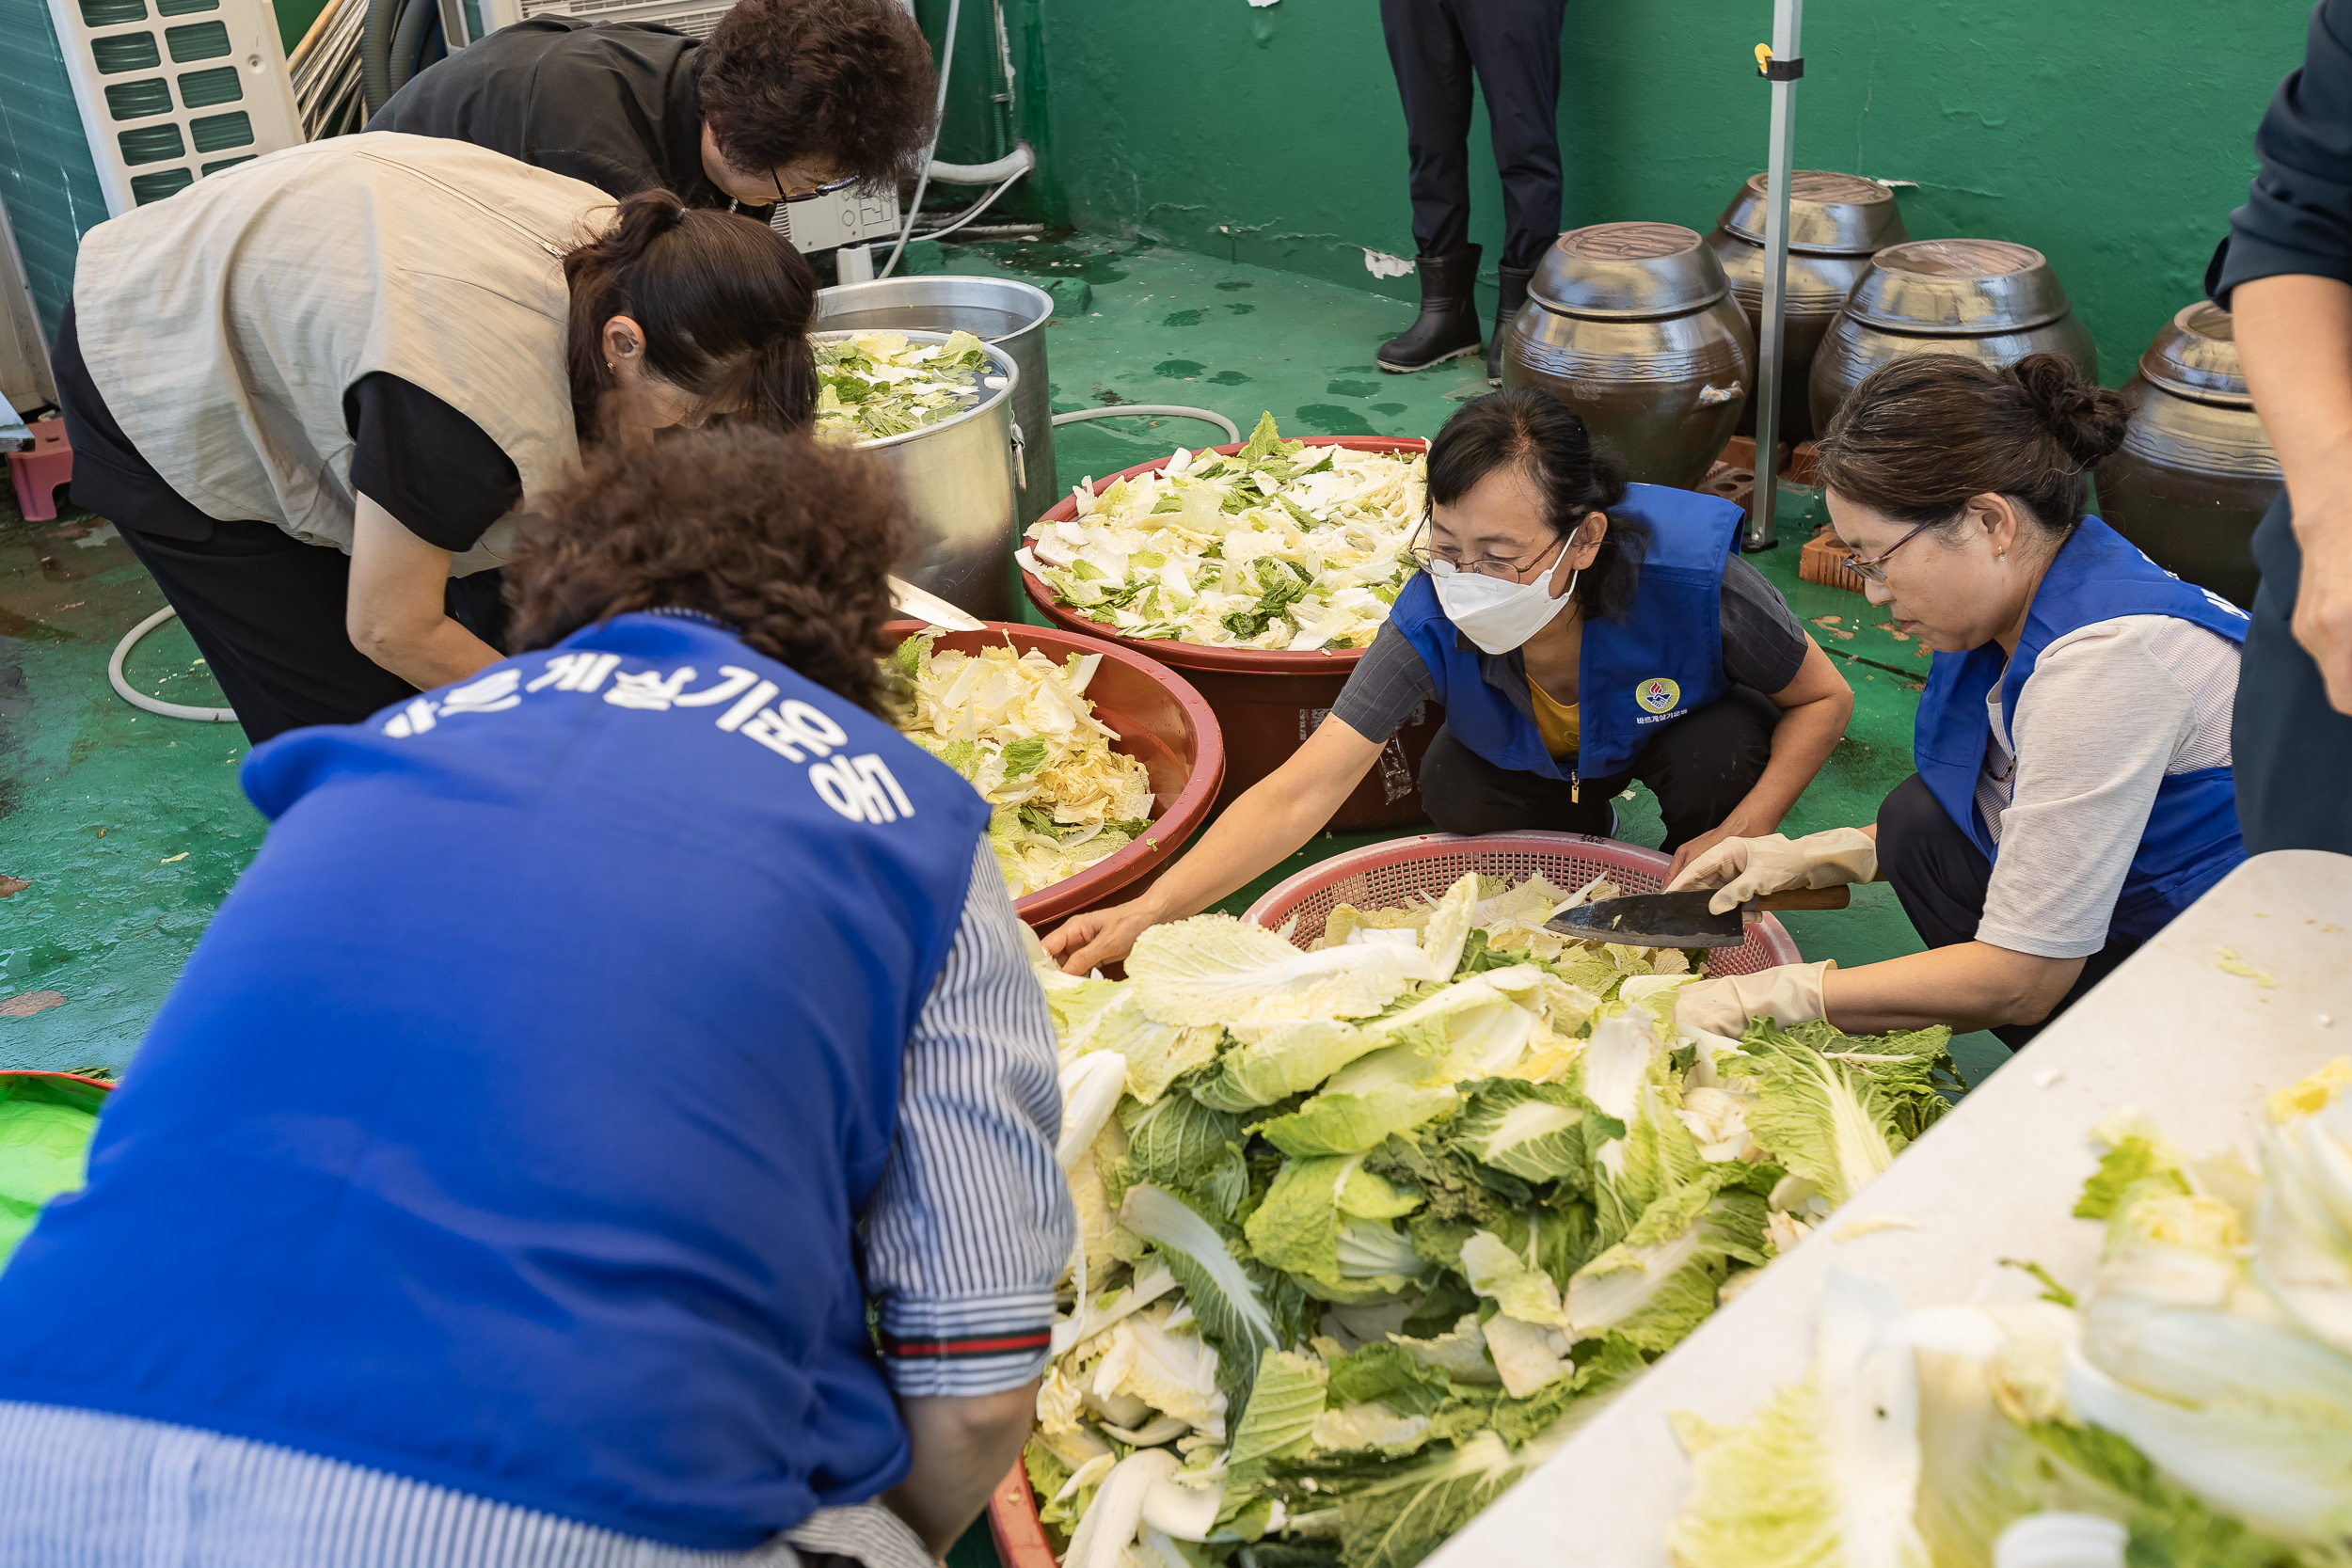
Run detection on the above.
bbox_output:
[1028,0,2316,386]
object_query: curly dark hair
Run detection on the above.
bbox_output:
[695,0,938,190]
[505,425,908,713]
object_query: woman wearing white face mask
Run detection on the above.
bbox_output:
[1046,388,1854,974]
[1670,354,2251,1050]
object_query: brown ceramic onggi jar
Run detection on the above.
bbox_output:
[1808,239,2097,434]
[2096,302,2281,608]
[1502,221,1756,491]
[1705,170,1909,445]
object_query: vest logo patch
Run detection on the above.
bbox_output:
[1635,677,1680,715]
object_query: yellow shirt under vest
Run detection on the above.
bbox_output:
[1529,675,1581,759]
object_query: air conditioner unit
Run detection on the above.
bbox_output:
[467,0,909,253]
[40,0,304,217]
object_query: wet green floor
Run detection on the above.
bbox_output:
[0,231,2000,1085]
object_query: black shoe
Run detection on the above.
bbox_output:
[1487,263,1534,387]
[1376,246,1483,372]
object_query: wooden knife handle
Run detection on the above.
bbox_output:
[1755,886,1853,912]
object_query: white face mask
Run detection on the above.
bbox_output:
[1429,535,1579,655]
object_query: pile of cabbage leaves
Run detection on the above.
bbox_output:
[1028,872,1958,1568]
[888,633,1156,898]
[1019,413,1423,651]
[814,329,991,442]
[1669,1064,2352,1568]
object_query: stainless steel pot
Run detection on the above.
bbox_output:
[2096,301,2280,608]
[1809,239,2096,433]
[1502,222,1756,490]
[814,276,1058,530]
[818,328,1024,622]
[1706,170,1908,444]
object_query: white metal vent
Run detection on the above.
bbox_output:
[42,0,302,216]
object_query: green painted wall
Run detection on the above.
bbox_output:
[1028,0,2315,386]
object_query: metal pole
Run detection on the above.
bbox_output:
[1745,0,1804,551]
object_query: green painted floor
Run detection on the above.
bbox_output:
[0,231,2001,1085]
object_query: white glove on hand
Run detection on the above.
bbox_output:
[1675,960,1836,1037]
[1665,828,1880,915]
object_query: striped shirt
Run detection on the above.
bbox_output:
[0,1399,934,1568]
[867,840,1073,1395]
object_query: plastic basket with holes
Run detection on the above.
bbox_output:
[1240,831,1804,974]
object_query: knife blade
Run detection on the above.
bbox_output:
[1542,886,1851,948]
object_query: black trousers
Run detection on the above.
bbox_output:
[1379,0,1566,270]
[1417,686,1777,851]
[1877,773,2141,1052]
[2233,493,2352,855]
[53,305,507,747]
[109,523,509,746]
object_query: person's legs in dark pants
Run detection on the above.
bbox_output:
[1417,727,1622,836]
[1376,0,1485,372]
[1455,0,1564,272]
[114,522,420,745]
[1876,773,2141,1051]
[2233,494,2352,855]
[1380,0,1475,261]
[1631,686,1776,853]
[1452,0,1564,381]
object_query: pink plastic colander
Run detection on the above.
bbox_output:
[1240,831,1803,976]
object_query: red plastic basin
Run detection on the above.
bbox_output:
[885,620,1225,932]
[1021,436,1441,831]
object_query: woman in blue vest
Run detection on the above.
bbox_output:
[1674,354,2251,1049]
[1048,388,1855,974]
[0,429,1073,1565]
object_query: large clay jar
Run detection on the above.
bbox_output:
[2096,302,2280,608]
[1707,170,1909,444]
[1503,222,1756,490]
[1808,239,2097,434]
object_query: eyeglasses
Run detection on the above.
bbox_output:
[1406,530,1568,581]
[1845,518,1936,585]
[774,169,861,203]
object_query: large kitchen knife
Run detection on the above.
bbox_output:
[1544,886,1851,948]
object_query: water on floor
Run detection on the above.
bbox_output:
[0,232,2003,1085]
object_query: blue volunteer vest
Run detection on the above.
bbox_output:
[1390,482,1744,782]
[1914,517,2250,941]
[0,613,990,1550]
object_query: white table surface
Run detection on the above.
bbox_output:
[1427,849,2352,1568]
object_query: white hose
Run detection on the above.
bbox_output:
[916,170,1026,246]
[1050,406,1241,443]
[110,607,237,722]
[881,0,959,279]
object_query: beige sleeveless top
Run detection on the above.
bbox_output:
[72,133,613,576]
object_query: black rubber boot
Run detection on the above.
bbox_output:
[1487,263,1534,387]
[1376,246,1483,372]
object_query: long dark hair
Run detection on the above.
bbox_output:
[507,426,906,713]
[561,191,817,440]
[1423,388,1646,620]
[1815,352,2130,546]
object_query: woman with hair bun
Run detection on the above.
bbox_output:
[1047,387,1855,974]
[1672,352,2252,1050]
[0,425,1070,1566]
[52,133,816,744]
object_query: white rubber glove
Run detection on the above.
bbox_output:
[1666,827,1880,914]
[1675,960,1835,1037]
